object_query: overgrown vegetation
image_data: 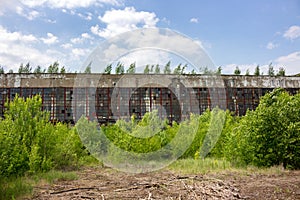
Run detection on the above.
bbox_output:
[0,88,299,198]
[0,95,91,178]
[77,88,299,169]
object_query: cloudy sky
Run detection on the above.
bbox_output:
[0,0,299,74]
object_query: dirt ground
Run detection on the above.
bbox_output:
[30,166,300,200]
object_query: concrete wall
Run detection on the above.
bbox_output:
[0,73,300,89]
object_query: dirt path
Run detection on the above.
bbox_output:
[30,167,300,200]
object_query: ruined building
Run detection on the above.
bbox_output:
[0,73,299,124]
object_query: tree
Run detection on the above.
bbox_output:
[0,95,89,177]
[34,66,42,73]
[126,62,136,74]
[268,63,275,76]
[60,66,66,73]
[216,66,222,75]
[254,65,260,76]
[163,61,171,74]
[83,61,92,74]
[203,66,213,75]
[18,63,24,73]
[154,64,160,74]
[115,62,124,74]
[47,61,59,73]
[234,66,241,75]
[277,67,285,76]
[245,68,250,76]
[144,65,150,74]
[150,65,154,73]
[104,64,112,74]
[173,64,182,74]
[181,64,187,74]
[24,62,31,73]
[18,62,32,73]
[0,66,4,74]
[191,69,196,75]
[8,69,13,73]
[232,89,300,169]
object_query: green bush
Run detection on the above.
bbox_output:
[231,88,300,169]
[0,95,88,178]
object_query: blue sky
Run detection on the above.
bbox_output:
[0,0,299,74]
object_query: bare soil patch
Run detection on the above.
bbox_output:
[29,166,300,199]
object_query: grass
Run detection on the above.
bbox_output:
[168,158,233,174]
[168,158,286,175]
[0,170,78,200]
[0,176,33,200]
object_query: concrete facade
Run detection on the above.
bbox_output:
[0,73,299,123]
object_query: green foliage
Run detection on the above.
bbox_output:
[18,62,32,73]
[163,61,171,74]
[150,65,154,73]
[254,65,260,76]
[0,66,4,74]
[277,67,285,76]
[115,62,124,74]
[104,64,112,74]
[0,176,33,200]
[0,170,78,200]
[173,64,182,74]
[154,64,160,74]
[60,66,66,73]
[234,66,241,75]
[102,110,172,154]
[169,158,232,174]
[245,68,250,76]
[181,64,187,74]
[144,65,150,74]
[47,61,60,73]
[33,65,44,73]
[84,61,92,74]
[127,62,136,74]
[202,66,214,75]
[0,95,88,178]
[268,63,275,76]
[231,88,300,169]
[216,66,222,75]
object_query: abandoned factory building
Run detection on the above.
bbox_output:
[0,73,299,124]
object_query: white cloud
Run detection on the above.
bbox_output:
[266,42,278,50]
[0,26,56,72]
[275,51,300,75]
[46,19,57,23]
[190,18,198,23]
[0,0,21,15]
[71,48,91,61]
[61,43,73,49]
[15,6,39,20]
[91,7,159,39]
[283,25,300,40]
[41,33,58,45]
[86,28,211,73]
[16,6,40,20]
[0,26,38,43]
[78,12,93,20]
[19,0,122,9]
[70,33,93,44]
